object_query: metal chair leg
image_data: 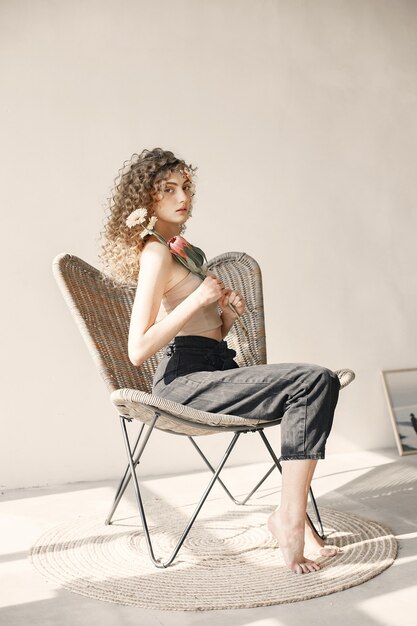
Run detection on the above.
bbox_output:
[307,488,324,538]
[120,413,242,568]
[189,435,276,505]
[105,422,145,525]
[105,417,156,525]
[232,464,276,505]
[111,418,325,568]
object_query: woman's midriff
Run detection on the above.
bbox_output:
[178,327,223,341]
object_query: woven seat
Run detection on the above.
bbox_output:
[53,250,350,568]
[111,388,279,435]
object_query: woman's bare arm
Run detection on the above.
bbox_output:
[127,241,203,367]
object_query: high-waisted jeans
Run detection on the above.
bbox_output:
[152,335,340,460]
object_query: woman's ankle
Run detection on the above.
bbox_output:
[270,507,305,531]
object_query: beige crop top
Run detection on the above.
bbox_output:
[155,271,222,335]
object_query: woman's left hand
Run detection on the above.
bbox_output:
[218,288,246,317]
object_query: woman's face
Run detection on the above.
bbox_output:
[152,169,193,229]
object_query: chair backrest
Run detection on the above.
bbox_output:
[52,251,267,394]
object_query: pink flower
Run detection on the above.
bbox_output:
[167,235,192,260]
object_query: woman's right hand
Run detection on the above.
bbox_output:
[192,273,226,307]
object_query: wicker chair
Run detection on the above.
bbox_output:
[52,251,350,568]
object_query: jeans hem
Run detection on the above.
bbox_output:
[279,454,325,461]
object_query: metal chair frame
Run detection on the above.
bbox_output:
[106,412,324,568]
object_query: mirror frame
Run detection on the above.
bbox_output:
[381,368,417,456]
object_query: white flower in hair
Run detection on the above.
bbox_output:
[147,215,158,229]
[139,214,159,239]
[126,207,148,228]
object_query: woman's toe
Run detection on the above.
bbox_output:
[319,545,338,557]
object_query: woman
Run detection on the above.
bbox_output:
[100,147,343,574]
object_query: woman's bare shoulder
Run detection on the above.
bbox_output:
[134,240,171,297]
[139,239,188,291]
[139,240,172,279]
[141,238,171,261]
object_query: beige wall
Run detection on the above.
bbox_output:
[2,0,416,489]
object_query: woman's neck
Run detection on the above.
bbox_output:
[154,223,182,241]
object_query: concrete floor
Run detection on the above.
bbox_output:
[1,449,416,626]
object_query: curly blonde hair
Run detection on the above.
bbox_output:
[98,148,198,287]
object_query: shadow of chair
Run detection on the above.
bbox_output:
[53,250,342,568]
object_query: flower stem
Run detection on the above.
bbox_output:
[227,303,249,338]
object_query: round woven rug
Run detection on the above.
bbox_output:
[29,501,397,610]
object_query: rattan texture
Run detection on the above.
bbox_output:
[52,251,353,436]
[52,251,275,435]
[29,503,397,610]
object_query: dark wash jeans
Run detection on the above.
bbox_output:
[152,335,340,461]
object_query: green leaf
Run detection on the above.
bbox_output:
[185,246,203,267]
[171,254,203,277]
[186,256,205,275]
[191,245,208,265]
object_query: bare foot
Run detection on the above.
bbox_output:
[304,517,339,558]
[268,510,339,560]
[267,509,321,574]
